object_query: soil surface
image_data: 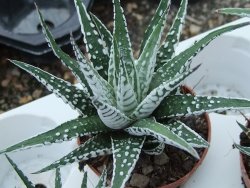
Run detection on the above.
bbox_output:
[79,114,209,188]
[1,0,250,113]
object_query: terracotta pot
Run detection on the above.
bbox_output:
[238,119,250,188]
[240,153,250,188]
[159,112,211,188]
[87,113,211,188]
[84,86,211,188]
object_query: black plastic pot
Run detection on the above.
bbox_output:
[0,0,94,55]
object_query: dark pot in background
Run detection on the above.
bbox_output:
[0,0,94,55]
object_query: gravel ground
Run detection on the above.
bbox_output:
[0,0,250,113]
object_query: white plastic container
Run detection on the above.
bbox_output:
[182,18,250,99]
[1,17,250,188]
[0,114,78,188]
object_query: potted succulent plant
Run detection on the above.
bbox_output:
[234,118,250,188]
[2,0,250,187]
[216,7,250,188]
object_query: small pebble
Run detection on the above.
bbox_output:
[189,24,201,36]
[154,152,169,165]
[127,2,138,13]
[183,159,195,172]
[142,165,154,175]
[130,173,150,188]
[11,68,21,77]
[19,96,33,104]
[32,89,43,99]
[1,79,10,87]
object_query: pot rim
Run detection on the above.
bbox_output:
[240,148,250,187]
[86,85,212,188]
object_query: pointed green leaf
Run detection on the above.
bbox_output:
[152,22,250,88]
[74,0,110,78]
[81,171,88,188]
[133,66,200,119]
[140,0,170,52]
[37,134,112,173]
[71,37,116,105]
[143,141,165,155]
[236,121,250,139]
[234,143,250,156]
[117,56,138,115]
[0,116,110,155]
[81,167,107,188]
[155,95,250,119]
[11,60,94,117]
[113,0,133,65]
[113,0,138,96]
[96,167,107,188]
[90,12,112,50]
[136,5,168,99]
[126,118,199,158]
[157,0,188,65]
[55,168,62,188]
[111,134,145,188]
[217,8,250,17]
[92,99,132,129]
[36,6,92,96]
[5,155,35,188]
[169,120,209,148]
[108,38,118,90]
[237,121,248,133]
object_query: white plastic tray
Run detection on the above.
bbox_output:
[1,17,250,187]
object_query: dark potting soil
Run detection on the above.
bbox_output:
[79,114,208,188]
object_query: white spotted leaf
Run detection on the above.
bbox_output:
[152,22,250,88]
[111,134,145,188]
[81,166,107,188]
[125,118,199,158]
[169,120,209,148]
[139,0,170,53]
[157,0,188,65]
[11,60,94,116]
[234,143,250,156]
[71,38,116,105]
[81,171,88,188]
[217,8,250,17]
[74,0,110,78]
[108,37,121,91]
[36,6,92,96]
[96,167,108,188]
[92,99,133,129]
[55,168,62,188]
[117,49,138,115]
[36,134,112,173]
[155,95,250,119]
[90,12,112,52]
[5,155,35,188]
[0,116,110,155]
[132,65,200,119]
[136,4,168,99]
[113,0,138,97]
